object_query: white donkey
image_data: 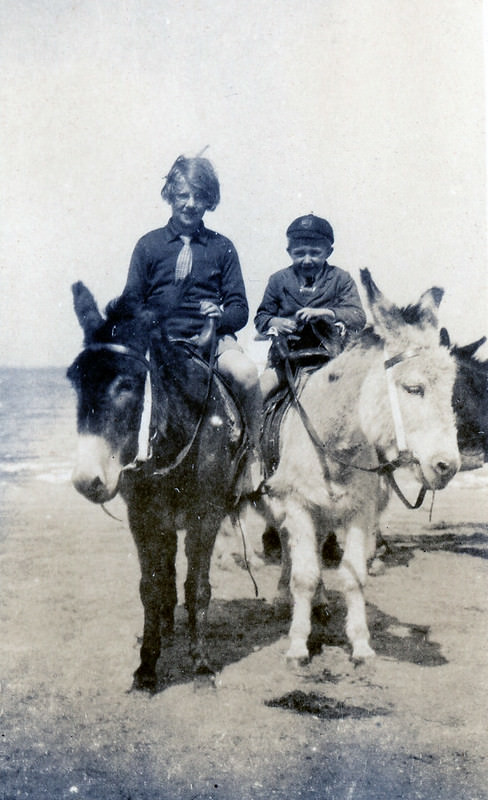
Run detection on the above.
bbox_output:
[262,268,460,667]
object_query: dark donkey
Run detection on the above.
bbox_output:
[440,329,488,468]
[67,282,247,692]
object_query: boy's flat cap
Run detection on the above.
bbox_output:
[286,214,334,243]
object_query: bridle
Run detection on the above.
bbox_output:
[78,320,220,479]
[78,341,153,469]
[282,343,428,510]
[81,342,151,372]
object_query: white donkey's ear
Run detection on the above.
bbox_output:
[71,281,103,343]
[360,268,404,336]
[416,287,444,330]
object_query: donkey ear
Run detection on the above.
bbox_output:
[360,268,403,334]
[439,327,451,348]
[72,281,103,341]
[415,287,444,329]
[454,336,487,359]
[360,268,384,306]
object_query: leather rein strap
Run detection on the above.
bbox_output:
[148,325,218,477]
[282,347,427,510]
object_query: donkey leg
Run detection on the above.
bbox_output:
[275,529,328,624]
[276,527,291,605]
[184,512,220,678]
[128,502,177,692]
[340,518,375,661]
[283,499,321,666]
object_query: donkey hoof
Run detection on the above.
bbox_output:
[286,642,310,670]
[286,655,310,671]
[194,672,217,691]
[193,658,216,690]
[131,665,158,694]
[351,640,375,663]
[368,558,386,576]
[193,656,215,677]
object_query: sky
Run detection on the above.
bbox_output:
[1,0,486,367]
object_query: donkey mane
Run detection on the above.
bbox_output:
[90,294,149,348]
[348,301,447,353]
[398,296,443,327]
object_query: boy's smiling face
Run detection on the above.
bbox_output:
[287,239,333,281]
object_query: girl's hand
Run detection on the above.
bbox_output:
[200,300,222,318]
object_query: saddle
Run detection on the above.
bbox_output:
[261,328,341,478]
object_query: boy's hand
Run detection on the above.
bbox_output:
[200,300,222,318]
[295,307,336,323]
[268,316,297,334]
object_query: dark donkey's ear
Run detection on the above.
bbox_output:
[454,336,487,359]
[72,281,103,343]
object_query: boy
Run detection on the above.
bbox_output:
[254,214,366,398]
[122,154,263,492]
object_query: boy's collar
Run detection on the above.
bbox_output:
[292,261,330,281]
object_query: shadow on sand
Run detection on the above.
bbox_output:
[152,589,448,693]
[381,524,488,567]
[147,522,488,693]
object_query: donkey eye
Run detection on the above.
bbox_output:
[402,383,424,397]
[118,378,136,393]
[111,376,137,395]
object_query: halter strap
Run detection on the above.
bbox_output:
[384,348,420,370]
[280,344,428,510]
[83,342,151,371]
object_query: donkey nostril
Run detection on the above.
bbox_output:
[432,455,458,481]
[87,475,107,500]
[73,474,106,501]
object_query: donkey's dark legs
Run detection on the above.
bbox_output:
[184,511,221,677]
[127,496,177,692]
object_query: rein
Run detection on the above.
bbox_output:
[147,325,218,477]
[282,345,427,510]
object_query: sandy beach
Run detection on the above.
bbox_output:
[1,463,487,799]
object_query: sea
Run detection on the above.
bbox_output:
[0,367,77,491]
[0,366,487,508]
